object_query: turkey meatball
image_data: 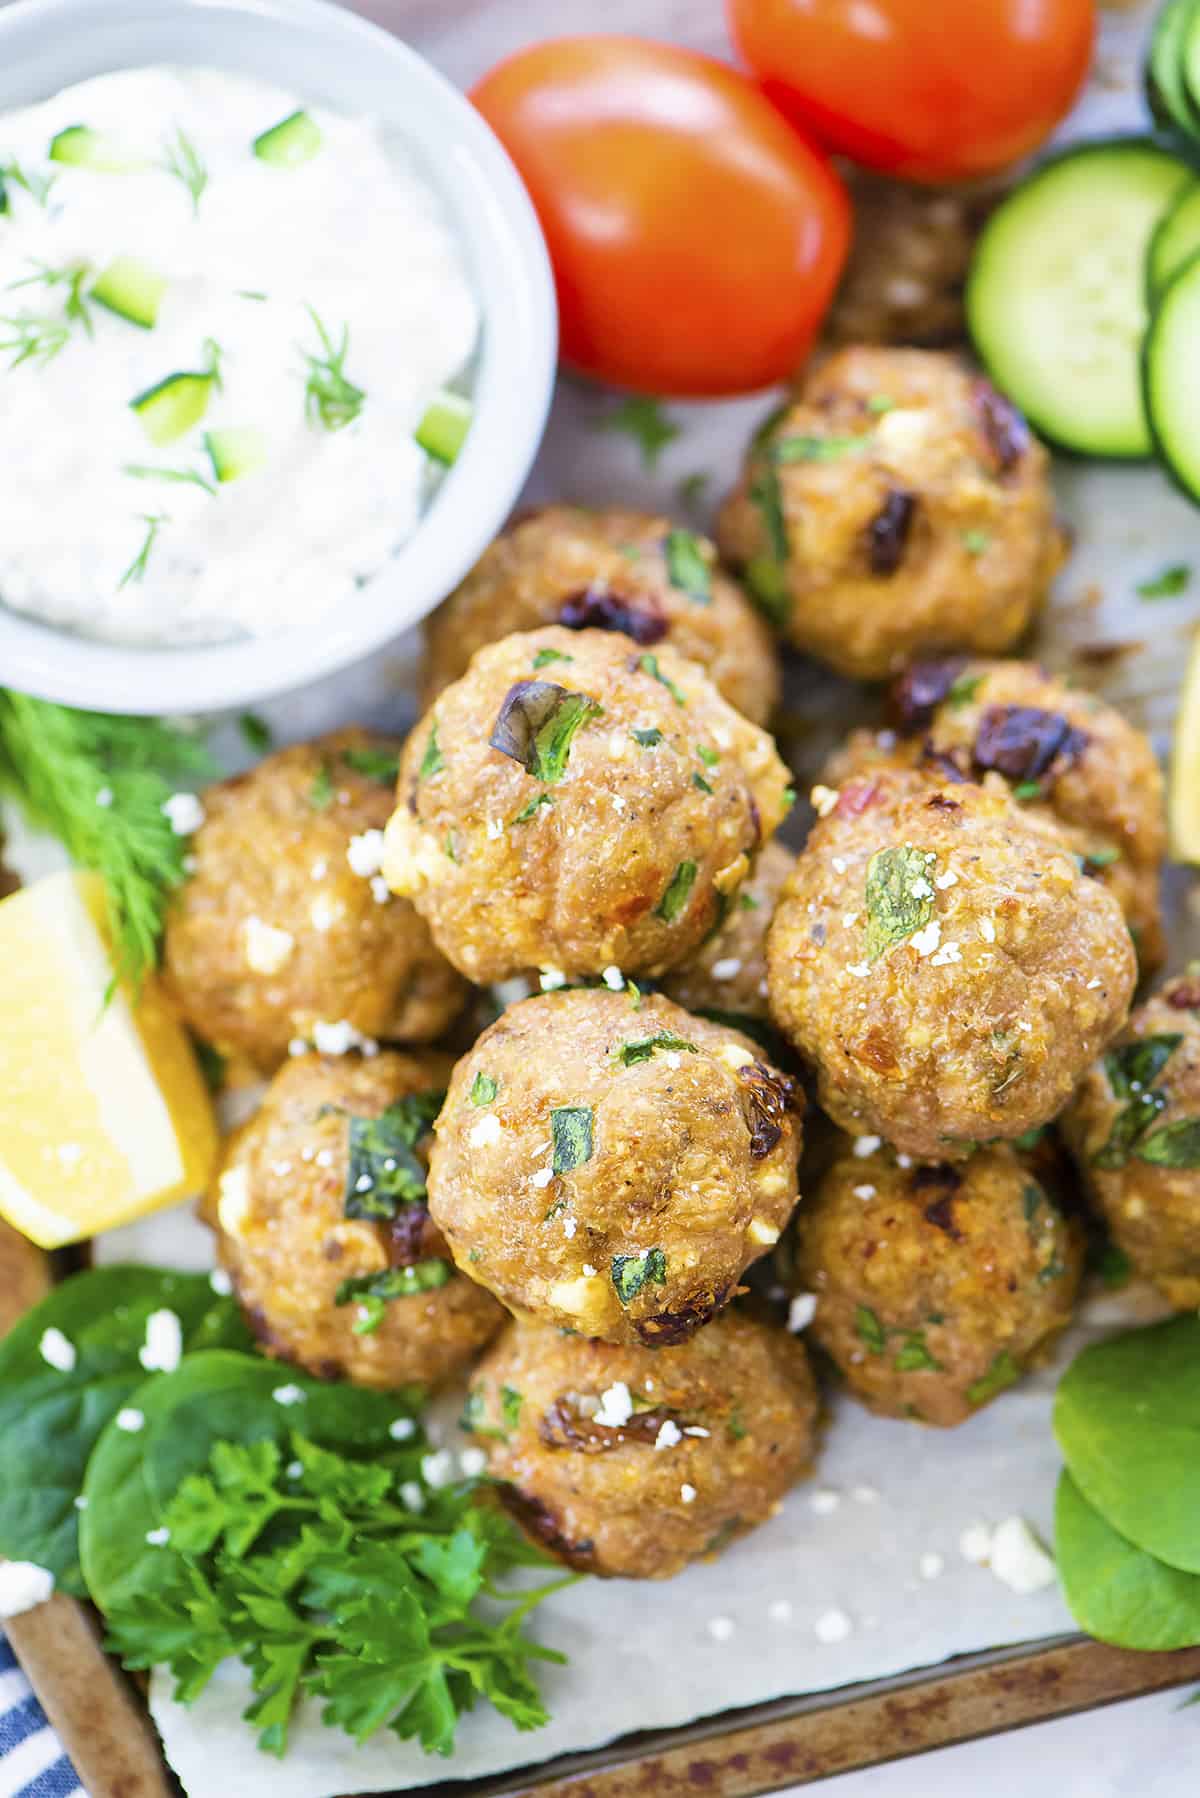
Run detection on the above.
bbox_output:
[205,1051,504,1389]
[465,1312,818,1577]
[384,628,793,985]
[1063,975,1200,1310]
[662,840,795,1024]
[163,731,466,1069]
[717,347,1063,680]
[767,769,1135,1158]
[793,1141,1081,1427]
[422,505,779,727]
[827,658,1166,970]
[427,988,803,1346]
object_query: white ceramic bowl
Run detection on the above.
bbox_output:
[0,0,556,714]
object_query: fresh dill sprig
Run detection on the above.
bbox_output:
[0,312,72,369]
[0,692,215,988]
[161,125,207,213]
[300,307,365,430]
[7,260,94,335]
[0,157,56,209]
[119,513,169,588]
[124,463,216,496]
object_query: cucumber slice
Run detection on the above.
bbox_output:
[204,427,267,483]
[1144,249,1200,502]
[1146,0,1193,132]
[252,110,322,168]
[1178,2,1200,135]
[415,391,472,465]
[1149,181,1200,298]
[49,125,145,173]
[966,139,1193,459]
[91,257,166,329]
[131,372,214,446]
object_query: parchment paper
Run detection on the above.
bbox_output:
[7,3,1200,1793]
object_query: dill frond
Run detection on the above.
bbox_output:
[162,126,207,213]
[119,513,169,588]
[301,307,364,430]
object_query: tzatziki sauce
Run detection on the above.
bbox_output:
[0,66,479,645]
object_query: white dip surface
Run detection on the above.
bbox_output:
[0,66,479,644]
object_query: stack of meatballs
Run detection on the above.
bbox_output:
[163,346,1180,1583]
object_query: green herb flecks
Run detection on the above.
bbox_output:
[1136,1119,1200,1167]
[335,1261,453,1333]
[656,859,697,924]
[124,462,216,496]
[593,395,679,470]
[631,727,664,748]
[533,647,573,669]
[1094,1035,1183,1169]
[0,157,56,210]
[1136,563,1191,600]
[961,530,991,557]
[966,1349,1021,1407]
[551,1107,593,1175]
[0,694,214,990]
[746,451,790,629]
[636,654,686,707]
[489,683,603,785]
[512,793,553,824]
[343,746,399,786]
[863,843,937,963]
[854,1305,887,1355]
[677,471,710,513]
[616,1032,697,1067]
[773,434,871,464]
[611,1247,667,1305]
[893,1331,942,1373]
[118,512,168,589]
[161,125,207,213]
[309,760,334,810]
[693,772,714,794]
[470,1072,499,1107]
[866,393,895,414]
[418,723,445,781]
[1097,1240,1132,1289]
[301,308,365,431]
[342,1091,443,1221]
[7,258,94,335]
[0,310,73,369]
[947,673,984,708]
[1012,780,1042,801]
[696,744,720,767]
[500,1385,523,1432]
[664,529,712,605]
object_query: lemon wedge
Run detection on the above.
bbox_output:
[0,871,218,1247]
[1170,630,1200,863]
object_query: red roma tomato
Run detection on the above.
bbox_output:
[727,0,1095,184]
[471,37,850,397]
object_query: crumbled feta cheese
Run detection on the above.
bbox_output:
[593,1382,634,1428]
[919,1552,945,1581]
[469,1114,503,1148]
[243,916,295,975]
[814,1608,853,1644]
[989,1516,1056,1594]
[346,829,386,879]
[853,1184,877,1201]
[310,858,329,880]
[712,958,742,982]
[539,967,567,992]
[531,1166,555,1189]
[959,1521,993,1565]
[369,874,390,905]
[39,1327,76,1373]
[486,816,504,841]
[654,1419,683,1450]
[0,1561,55,1618]
[389,1417,416,1442]
[216,1165,251,1236]
[458,1447,487,1478]
[162,792,205,836]
[400,1481,425,1513]
[895,1153,913,1169]
[831,856,847,874]
[680,1483,697,1504]
[747,1217,780,1247]
[846,962,872,979]
[581,1262,598,1278]
[1086,977,1102,990]
[288,1037,309,1057]
[683,1426,710,1439]
[602,965,624,991]
[665,1052,682,1070]
[139,1309,183,1374]
[145,1527,171,1547]
[209,1268,233,1297]
[272,1384,305,1407]
[810,784,838,818]
[719,1042,755,1070]
[842,913,859,928]
[853,1135,882,1158]
[934,870,958,890]
[421,1450,456,1489]
[707,1615,734,1641]
[311,1019,377,1057]
[788,1293,818,1333]
[810,1489,840,1516]
[768,1600,793,1623]
[979,918,997,943]
[909,878,933,900]
[929,939,962,967]
[309,893,340,933]
[562,1216,578,1238]
[910,919,941,957]
[115,1408,144,1433]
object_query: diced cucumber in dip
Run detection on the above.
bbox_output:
[252,109,322,167]
[416,390,473,465]
[90,256,167,329]
[0,67,478,645]
[204,427,267,483]
[966,140,1193,459]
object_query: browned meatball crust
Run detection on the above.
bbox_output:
[466,1313,818,1577]
[767,769,1136,1159]
[717,348,1063,680]
[205,1051,503,1389]
[422,505,780,727]
[661,840,795,1023]
[1063,976,1200,1309]
[427,988,803,1346]
[793,1142,1081,1427]
[826,658,1166,971]
[163,731,466,1070]
[384,628,793,985]
[824,175,994,350]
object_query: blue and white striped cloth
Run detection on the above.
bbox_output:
[0,1634,82,1798]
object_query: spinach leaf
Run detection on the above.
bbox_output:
[0,1267,250,1593]
[335,1263,453,1333]
[1055,1470,1200,1650]
[1137,1118,1200,1167]
[966,1349,1021,1408]
[343,1091,443,1221]
[342,746,400,786]
[1105,1035,1181,1100]
[893,1331,941,1373]
[863,844,937,963]
[637,653,687,707]
[611,1248,667,1304]
[418,723,444,780]
[1093,1088,1168,1169]
[656,860,698,923]
[854,1305,886,1355]
[533,647,573,669]
[551,1106,593,1175]
[631,727,663,748]
[616,1032,697,1066]
[489,682,602,784]
[773,434,870,463]
[664,529,711,605]
[1054,1315,1200,1573]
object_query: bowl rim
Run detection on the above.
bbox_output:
[0,0,557,715]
